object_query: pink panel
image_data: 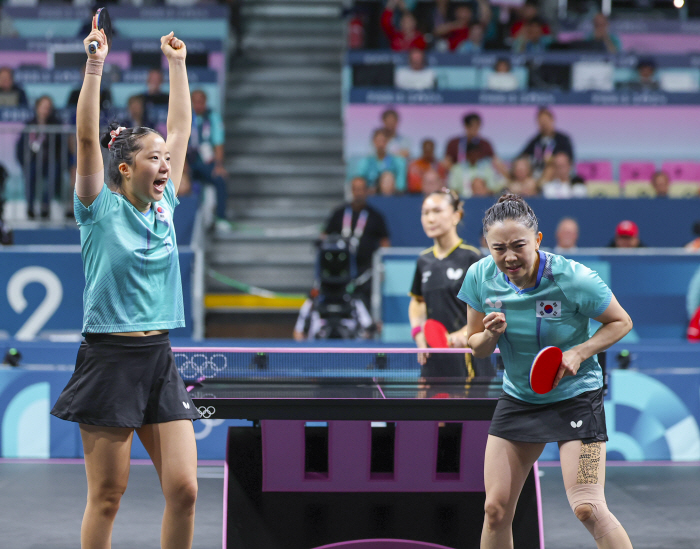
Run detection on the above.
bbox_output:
[576,161,613,181]
[261,420,490,493]
[619,162,656,185]
[620,33,700,54]
[661,161,700,182]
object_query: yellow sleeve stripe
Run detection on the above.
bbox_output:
[459,244,481,255]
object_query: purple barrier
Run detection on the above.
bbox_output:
[620,34,700,54]
[262,421,490,493]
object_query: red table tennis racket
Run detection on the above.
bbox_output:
[424,319,449,348]
[529,346,563,394]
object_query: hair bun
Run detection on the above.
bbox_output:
[497,193,523,204]
[100,121,123,149]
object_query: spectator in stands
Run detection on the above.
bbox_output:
[381,109,410,158]
[509,0,550,41]
[539,152,587,199]
[395,48,436,91]
[619,59,659,91]
[431,0,452,33]
[421,169,443,196]
[188,89,229,229]
[587,13,622,53]
[408,138,445,193]
[356,128,407,192]
[609,220,645,248]
[0,67,27,108]
[486,58,520,91]
[506,156,538,196]
[434,4,472,51]
[512,17,552,53]
[554,217,580,254]
[67,64,112,116]
[322,176,390,308]
[15,96,64,219]
[381,0,427,51]
[0,5,18,38]
[125,94,155,129]
[141,68,169,108]
[651,170,670,198]
[445,112,506,195]
[470,177,491,196]
[458,22,485,53]
[519,107,574,175]
[378,171,397,196]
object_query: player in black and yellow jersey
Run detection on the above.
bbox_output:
[409,188,495,378]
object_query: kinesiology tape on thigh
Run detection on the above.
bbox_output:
[566,484,620,540]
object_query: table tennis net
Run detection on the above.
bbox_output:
[172,347,500,382]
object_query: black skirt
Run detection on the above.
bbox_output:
[51,333,200,428]
[488,388,608,444]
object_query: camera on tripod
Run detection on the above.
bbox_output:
[296,235,374,340]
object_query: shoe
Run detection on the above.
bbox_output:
[215,218,234,233]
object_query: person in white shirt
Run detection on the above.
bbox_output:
[395,48,436,91]
[541,152,586,199]
[554,217,580,254]
[486,57,520,91]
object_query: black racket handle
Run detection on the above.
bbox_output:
[88,40,99,54]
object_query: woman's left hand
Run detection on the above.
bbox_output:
[552,348,584,389]
[447,331,468,348]
[161,32,187,61]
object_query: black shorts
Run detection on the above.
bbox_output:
[51,333,200,428]
[488,388,608,444]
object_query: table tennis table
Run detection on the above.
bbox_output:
[175,348,544,549]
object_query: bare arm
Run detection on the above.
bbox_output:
[161,32,191,195]
[76,25,109,206]
[553,294,632,388]
[466,306,506,358]
[408,295,429,364]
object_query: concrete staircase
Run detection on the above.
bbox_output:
[206,0,346,338]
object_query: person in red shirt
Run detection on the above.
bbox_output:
[434,4,472,51]
[381,0,426,51]
[510,0,550,39]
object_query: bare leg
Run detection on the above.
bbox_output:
[80,424,134,549]
[137,420,198,549]
[481,435,545,549]
[559,441,633,549]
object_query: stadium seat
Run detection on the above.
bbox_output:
[658,68,700,92]
[435,67,480,90]
[668,183,700,198]
[623,182,656,198]
[661,161,700,184]
[587,182,620,198]
[576,161,614,182]
[619,162,656,187]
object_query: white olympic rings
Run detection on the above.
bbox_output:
[174,353,228,378]
[197,406,217,419]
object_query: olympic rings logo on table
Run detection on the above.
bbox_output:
[174,353,228,378]
[197,406,216,419]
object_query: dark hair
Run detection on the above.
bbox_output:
[100,121,162,189]
[463,112,481,126]
[482,193,538,235]
[537,106,553,118]
[372,127,389,139]
[191,88,207,100]
[381,108,398,121]
[424,187,464,220]
[495,57,511,71]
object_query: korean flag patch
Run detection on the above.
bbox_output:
[537,300,561,319]
[156,206,168,223]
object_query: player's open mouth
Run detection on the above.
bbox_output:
[153,179,167,192]
[506,265,520,273]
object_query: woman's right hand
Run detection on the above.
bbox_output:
[415,331,429,366]
[483,312,507,337]
[83,25,109,61]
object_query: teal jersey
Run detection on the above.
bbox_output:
[457,251,612,404]
[74,179,185,335]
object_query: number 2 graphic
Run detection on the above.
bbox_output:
[7,266,63,341]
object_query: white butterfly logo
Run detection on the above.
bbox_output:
[485,298,503,308]
[570,420,583,428]
[446,268,464,280]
